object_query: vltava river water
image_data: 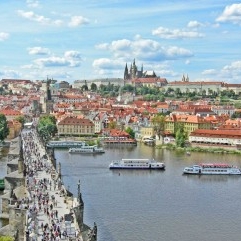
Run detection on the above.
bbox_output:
[32,144,241,240]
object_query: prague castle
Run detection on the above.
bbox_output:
[124,60,241,95]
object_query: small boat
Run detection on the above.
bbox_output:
[109,159,165,170]
[143,137,155,145]
[183,163,241,175]
[69,145,105,154]
[186,151,191,156]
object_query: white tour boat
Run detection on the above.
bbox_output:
[69,145,105,154]
[183,163,241,175]
[109,159,165,170]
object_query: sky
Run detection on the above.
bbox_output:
[1,0,241,84]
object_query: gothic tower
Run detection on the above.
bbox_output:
[45,79,53,114]
[130,59,137,79]
[124,63,129,80]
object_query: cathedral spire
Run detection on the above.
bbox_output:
[131,59,137,79]
[186,74,189,82]
[124,63,129,80]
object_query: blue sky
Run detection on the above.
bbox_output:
[1,0,241,83]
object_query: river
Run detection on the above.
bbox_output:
[54,144,241,241]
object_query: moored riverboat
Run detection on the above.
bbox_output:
[102,137,137,146]
[69,145,105,154]
[183,163,241,175]
[109,159,165,170]
[47,141,85,148]
[142,137,155,145]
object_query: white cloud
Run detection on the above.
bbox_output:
[156,69,178,77]
[152,26,204,39]
[201,62,241,81]
[21,64,36,69]
[202,69,217,75]
[0,70,21,78]
[93,58,123,70]
[28,47,50,55]
[95,43,109,50]
[205,61,241,81]
[92,58,125,77]
[187,20,204,28]
[32,50,82,68]
[0,32,9,41]
[26,0,40,8]
[20,68,73,80]
[223,61,241,72]
[18,10,49,24]
[17,10,63,26]
[68,16,89,27]
[216,3,241,25]
[96,37,193,62]
[34,56,68,67]
[40,70,72,79]
[64,51,82,59]
[110,39,132,51]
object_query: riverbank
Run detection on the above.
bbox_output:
[156,143,241,155]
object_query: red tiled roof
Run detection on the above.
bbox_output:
[168,81,222,85]
[58,116,94,126]
[0,109,22,116]
[190,129,241,138]
[132,77,167,83]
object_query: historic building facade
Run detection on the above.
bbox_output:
[57,116,95,136]
[163,75,241,96]
[189,129,241,147]
[124,59,168,88]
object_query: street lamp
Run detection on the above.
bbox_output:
[77,180,81,202]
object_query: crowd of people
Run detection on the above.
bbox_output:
[21,129,81,241]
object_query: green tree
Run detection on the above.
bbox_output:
[165,87,174,96]
[109,121,117,129]
[15,115,26,128]
[175,123,187,147]
[231,112,241,119]
[81,84,88,91]
[151,114,165,140]
[121,84,134,93]
[175,88,182,97]
[0,114,9,142]
[0,87,4,95]
[90,83,97,91]
[125,127,135,139]
[234,102,241,109]
[37,115,57,144]
[158,95,165,102]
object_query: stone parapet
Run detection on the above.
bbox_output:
[0,129,98,241]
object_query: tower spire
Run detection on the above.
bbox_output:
[124,63,128,80]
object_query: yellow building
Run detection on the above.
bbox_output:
[140,126,155,139]
[165,114,211,136]
[57,116,95,136]
[7,120,22,139]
